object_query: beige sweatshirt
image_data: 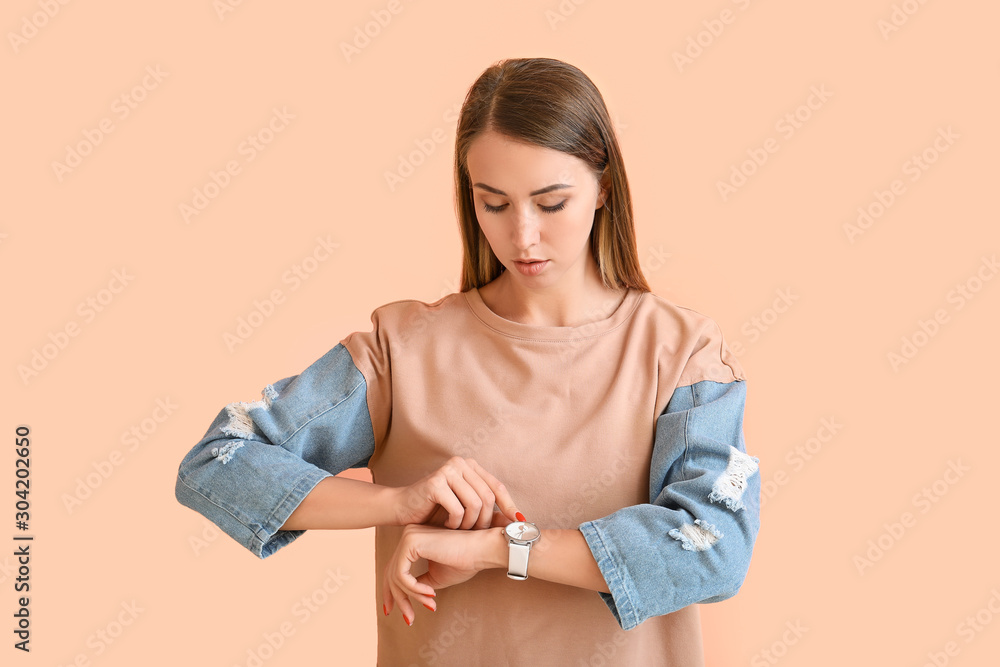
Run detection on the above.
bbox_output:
[338,285,751,666]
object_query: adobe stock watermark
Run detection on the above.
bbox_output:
[555,289,636,363]
[877,0,933,40]
[578,630,630,667]
[214,0,251,21]
[17,267,135,386]
[918,587,1000,667]
[55,600,144,666]
[0,554,17,586]
[843,126,958,244]
[223,235,339,352]
[179,106,295,224]
[716,85,833,202]
[613,112,629,134]
[547,450,636,532]
[189,518,223,556]
[760,417,843,509]
[394,275,462,349]
[887,253,997,372]
[8,0,73,55]
[750,620,809,666]
[396,411,516,522]
[672,0,759,73]
[853,459,970,575]
[728,288,799,358]
[232,568,350,667]
[544,0,591,31]
[408,609,480,666]
[51,65,169,183]
[62,397,178,514]
[640,244,671,277]
[340,0,417,63]
[385,99,463,192]
[450,405,513,460]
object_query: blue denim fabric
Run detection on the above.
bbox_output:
[174,343,374,558]
[175,345,759,632]
[578,379,760,631]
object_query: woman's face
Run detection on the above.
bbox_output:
[466,130,607,289]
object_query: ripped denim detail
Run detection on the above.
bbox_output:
[669,519,723,551]
[220,384,279,440]
[212,441,245,464]
[709,446,760,512]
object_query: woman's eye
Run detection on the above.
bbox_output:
[481,201,567,214]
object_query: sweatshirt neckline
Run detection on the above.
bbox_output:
[463,286,643,341]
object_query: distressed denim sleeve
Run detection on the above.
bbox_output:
[174,343,376,559]
[577,379,760,631]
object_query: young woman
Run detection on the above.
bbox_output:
[175,57,760,666]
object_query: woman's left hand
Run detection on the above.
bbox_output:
[381,523,502,625]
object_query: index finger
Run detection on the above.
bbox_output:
[467,459,522,524]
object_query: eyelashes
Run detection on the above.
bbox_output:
[482,201,567,214]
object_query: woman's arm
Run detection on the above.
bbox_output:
[478,527,611,594]
[382,524,610,623]
[279,476,400,531]
[174,343,378,559]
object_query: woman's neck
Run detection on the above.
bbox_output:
[480,260,627,327]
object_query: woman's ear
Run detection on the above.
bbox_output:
[597,169,611,209]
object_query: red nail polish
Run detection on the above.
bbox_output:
[404,615,412,626]
[516,512,526,522]
[383,604,388,616]
[423,603,435,612]
[427,591,436,597]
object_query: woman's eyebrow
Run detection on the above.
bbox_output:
[472,183,574,196]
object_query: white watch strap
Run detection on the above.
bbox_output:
[508,542,530,580]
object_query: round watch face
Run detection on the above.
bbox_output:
[505,521,540,541]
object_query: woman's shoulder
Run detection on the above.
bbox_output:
[351,290,470,337]
[635,289,746,384]
[634,289,728,333]
[365,290,467,315]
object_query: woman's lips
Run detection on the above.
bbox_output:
[513,260,548,276]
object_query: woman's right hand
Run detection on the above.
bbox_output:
[391,456,524,530]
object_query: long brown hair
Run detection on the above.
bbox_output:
[454,57,651,293]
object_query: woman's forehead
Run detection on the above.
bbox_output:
[467,134,590,186]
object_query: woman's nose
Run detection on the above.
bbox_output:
[511,211,540,249]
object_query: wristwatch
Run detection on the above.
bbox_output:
[504,521,541,580]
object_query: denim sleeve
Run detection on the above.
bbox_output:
[578,379,760,631]
[174,343,376,559]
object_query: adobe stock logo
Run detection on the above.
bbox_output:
[51,65,169,183]
[716,85,832,202]
[223,235,339,351]
[18,268,135,385]
[728,288,799,357]
[886,254,997,372]
[179,107,295,224]
[843,126,958,244]
[339,0,417,63]
[853,459,970,575]
[8,0,73,54]
[919,588,1000,667]
[672,0,758,73]
[877,0,933,40]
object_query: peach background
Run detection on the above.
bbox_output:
[3,1,998,665]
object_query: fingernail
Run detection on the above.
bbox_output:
[423,603,435,612]
[383,604,388,616]
[516,512,526,522]
[404,615,412,626]
[427,591,436,597]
